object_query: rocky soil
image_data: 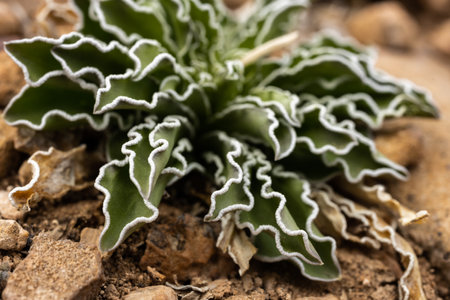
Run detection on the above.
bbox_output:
[0,0,449,299]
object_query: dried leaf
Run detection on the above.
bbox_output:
[217,213,257,276]
[317,184,426,300]
[10,145,93,209]
[335,178,429,226]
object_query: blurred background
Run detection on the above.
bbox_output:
[0,0,449,56]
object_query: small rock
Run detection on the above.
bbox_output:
[123,286,177,300]
[0,257,13,291]
[0,51,25,107]
[0,115,20,178]
[2,233,104,300]
[0,3,21,36]
[420,0,450,16]
[242,274,253,292]
[375,125,424,167]
[139,206,216,280]
[430,19,450,57]
[0,191,25,220]
[80,227,101,249]
[0,220,28,251]
[346,2,419,49]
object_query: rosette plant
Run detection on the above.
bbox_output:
[3,0,438,295]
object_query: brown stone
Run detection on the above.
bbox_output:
[123,286,177,300]
[139,206,216,281]
[0,220,28,251]
[430,19,450,57]
[375,125,424,168]
[346,2,419,49]
[0,3,21,36]
[420,0,450,16]
[0,51,25,107]
[79,227,101,249]
[2,233,104,300]
[0,114,20,179]
[0,191,25,220]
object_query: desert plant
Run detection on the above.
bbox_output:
[3,0,438,298]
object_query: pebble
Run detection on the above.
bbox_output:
[2,233,104,300]
[0,220,28,251]
[0,191,25,220]
[347,2,419,49]
[0,3,21,36]
[375,126,424,167]
[123,286,177,300]
[421,0,450,16]
[139,208,216,280]
[430,19,450,57]
[0,51,25,107]
[0,115,20,178]
[79,227,102,249]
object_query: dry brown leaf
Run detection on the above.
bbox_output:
[217,213,257,276]
[313,189,380,249]
[335,178,429,226]
[320,185,426,300]
[9,145,93,209]
[33,0,78,37]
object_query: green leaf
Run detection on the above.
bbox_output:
[73,0,117,43]
[237,0,307,49]
[98,116,200,251]
[262,47,438,119]
[201,132,253,221]
[93,0,174,49]
[322,132,408,183]
[210,103,296,160]
[240,86,300,126]
[4,33,82,85]
[51,37,136,85]
[296,104,357,155]
[4,75,127,131]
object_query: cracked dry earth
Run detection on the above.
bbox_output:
[1,1,450,300]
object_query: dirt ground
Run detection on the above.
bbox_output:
[0,0,449,299]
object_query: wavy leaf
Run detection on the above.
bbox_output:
[4,75,129,131]
[210,103,296,160]
[98,116,200,250]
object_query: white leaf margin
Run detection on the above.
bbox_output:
[236,86,301,126]
[7,147,54,209]
[50,35,139,88]
[93,70,207,126]
[296,103,359,155]
[121,115,197,201]
[320,183,423,300]
[301,93,407,130]
[3,73,134,131]
[97,117,202,252]
[235,164,341,280]
[259,41,438,117]
[4,32,83,87]
[91,0,176,50]
[211,103,296,160]
[320,119,409,183]
[203,134,333,267]
[203,131,255,221]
